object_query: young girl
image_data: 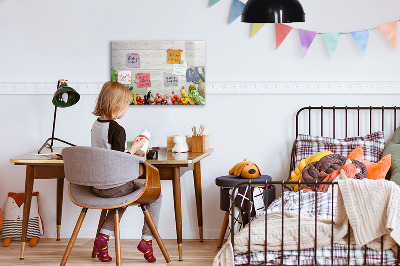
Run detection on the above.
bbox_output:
[91,81,162,263]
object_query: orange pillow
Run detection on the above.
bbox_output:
[347,146,391,180]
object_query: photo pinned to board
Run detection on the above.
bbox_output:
[111,41,206,106]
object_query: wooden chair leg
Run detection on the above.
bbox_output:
[60,208,88,266]
[114,210,121,266]
[217,211,230,248]
[91,209,108,258]
[141,205,171,263]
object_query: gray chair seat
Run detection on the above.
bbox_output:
[61,146,170,265]
[69,180,145,208]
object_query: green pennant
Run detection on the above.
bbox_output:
[209,0,220,7]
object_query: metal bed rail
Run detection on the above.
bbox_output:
[289,106,400,183]
[230,180,400,266]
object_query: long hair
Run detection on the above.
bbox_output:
[93,82,132,120]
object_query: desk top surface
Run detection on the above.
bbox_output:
[10,147,214,166]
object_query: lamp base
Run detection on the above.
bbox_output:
[38,137,76,154]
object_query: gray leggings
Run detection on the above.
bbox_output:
[92,180,162,240]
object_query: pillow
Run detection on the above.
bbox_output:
[302,154,368,190]
[382,126,400,184]
[348,146,391,180]
[289,150,333,191]
[295,131,385,166]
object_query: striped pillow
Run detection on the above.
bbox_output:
[1,217,41,240]
[294,131,385,166]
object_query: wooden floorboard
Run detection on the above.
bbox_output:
[0,239,222,265]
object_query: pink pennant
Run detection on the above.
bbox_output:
[275,24,293,49]
[378,21,398,50]
[298,29,317,58]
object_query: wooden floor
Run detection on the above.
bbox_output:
[0,239,221,265]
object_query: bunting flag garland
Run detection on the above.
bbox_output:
[229,0,245,24]
[378,21,398,50]
[323,33,341,58]
[275,23,293,49]
[209,0,220,7]
[298,30,317,58]
[251,23,266,38]
[207,3,400,57]
[351,29,370,55]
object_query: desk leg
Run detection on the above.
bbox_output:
[193,161,203,242]
[56,178,64,241]
[172,167,183,261]
[20,165,34,259]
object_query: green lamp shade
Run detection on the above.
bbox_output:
[52,84,80,108]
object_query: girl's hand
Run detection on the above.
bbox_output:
[129,137,147,154]
[134,148,149,157]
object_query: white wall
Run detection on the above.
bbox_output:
[1,0,400,240]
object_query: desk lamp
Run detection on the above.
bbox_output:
[38,79,80,154]
[241,0,305,23]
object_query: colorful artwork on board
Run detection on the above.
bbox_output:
[126,53,140,68]
[117,70,132,84]
[172,62,188,76]
[135,73,151,88]
[111,41,206,106]
[167,49,183,64]
[186,67,200,82]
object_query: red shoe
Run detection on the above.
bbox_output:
[137,239,156,262]
[94,233,112,262]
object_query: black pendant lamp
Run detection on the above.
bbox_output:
[242,0,305,23]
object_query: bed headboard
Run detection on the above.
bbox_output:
[290,106,400,179]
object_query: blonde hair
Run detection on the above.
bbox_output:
[93,81,132,120]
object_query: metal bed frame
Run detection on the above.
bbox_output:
[230,106,400,266]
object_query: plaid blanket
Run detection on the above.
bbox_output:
[235,244,397,265]
[234,191,397,265]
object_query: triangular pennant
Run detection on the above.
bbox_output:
[323,33,341,58]
[378,21,398,50]
[351,29,370,55]
[229,0,245,24]
[275,23,293,49]
[298,29,317,58]
[251,23,266,38]
[209,0,220,7]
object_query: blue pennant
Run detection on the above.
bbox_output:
[229,0,245,23]
[351,29,371,55]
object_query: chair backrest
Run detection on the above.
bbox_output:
[62,146,145,187]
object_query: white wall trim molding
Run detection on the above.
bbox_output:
[1,81,400,95]
[207,81,400,94]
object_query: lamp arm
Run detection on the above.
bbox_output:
[50,79,61,148]
[50,105,57,148]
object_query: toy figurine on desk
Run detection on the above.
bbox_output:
[172,136,189,153]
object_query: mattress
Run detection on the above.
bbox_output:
[233,191,397,265]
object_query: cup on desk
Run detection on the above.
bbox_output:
[146,150,158,160]
[127,141,157,159]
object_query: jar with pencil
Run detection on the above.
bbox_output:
[191,124,209,153]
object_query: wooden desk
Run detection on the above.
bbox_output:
[9,148,64,259]
[10,147,213,261]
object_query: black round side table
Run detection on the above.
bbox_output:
[215,175,275,248]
